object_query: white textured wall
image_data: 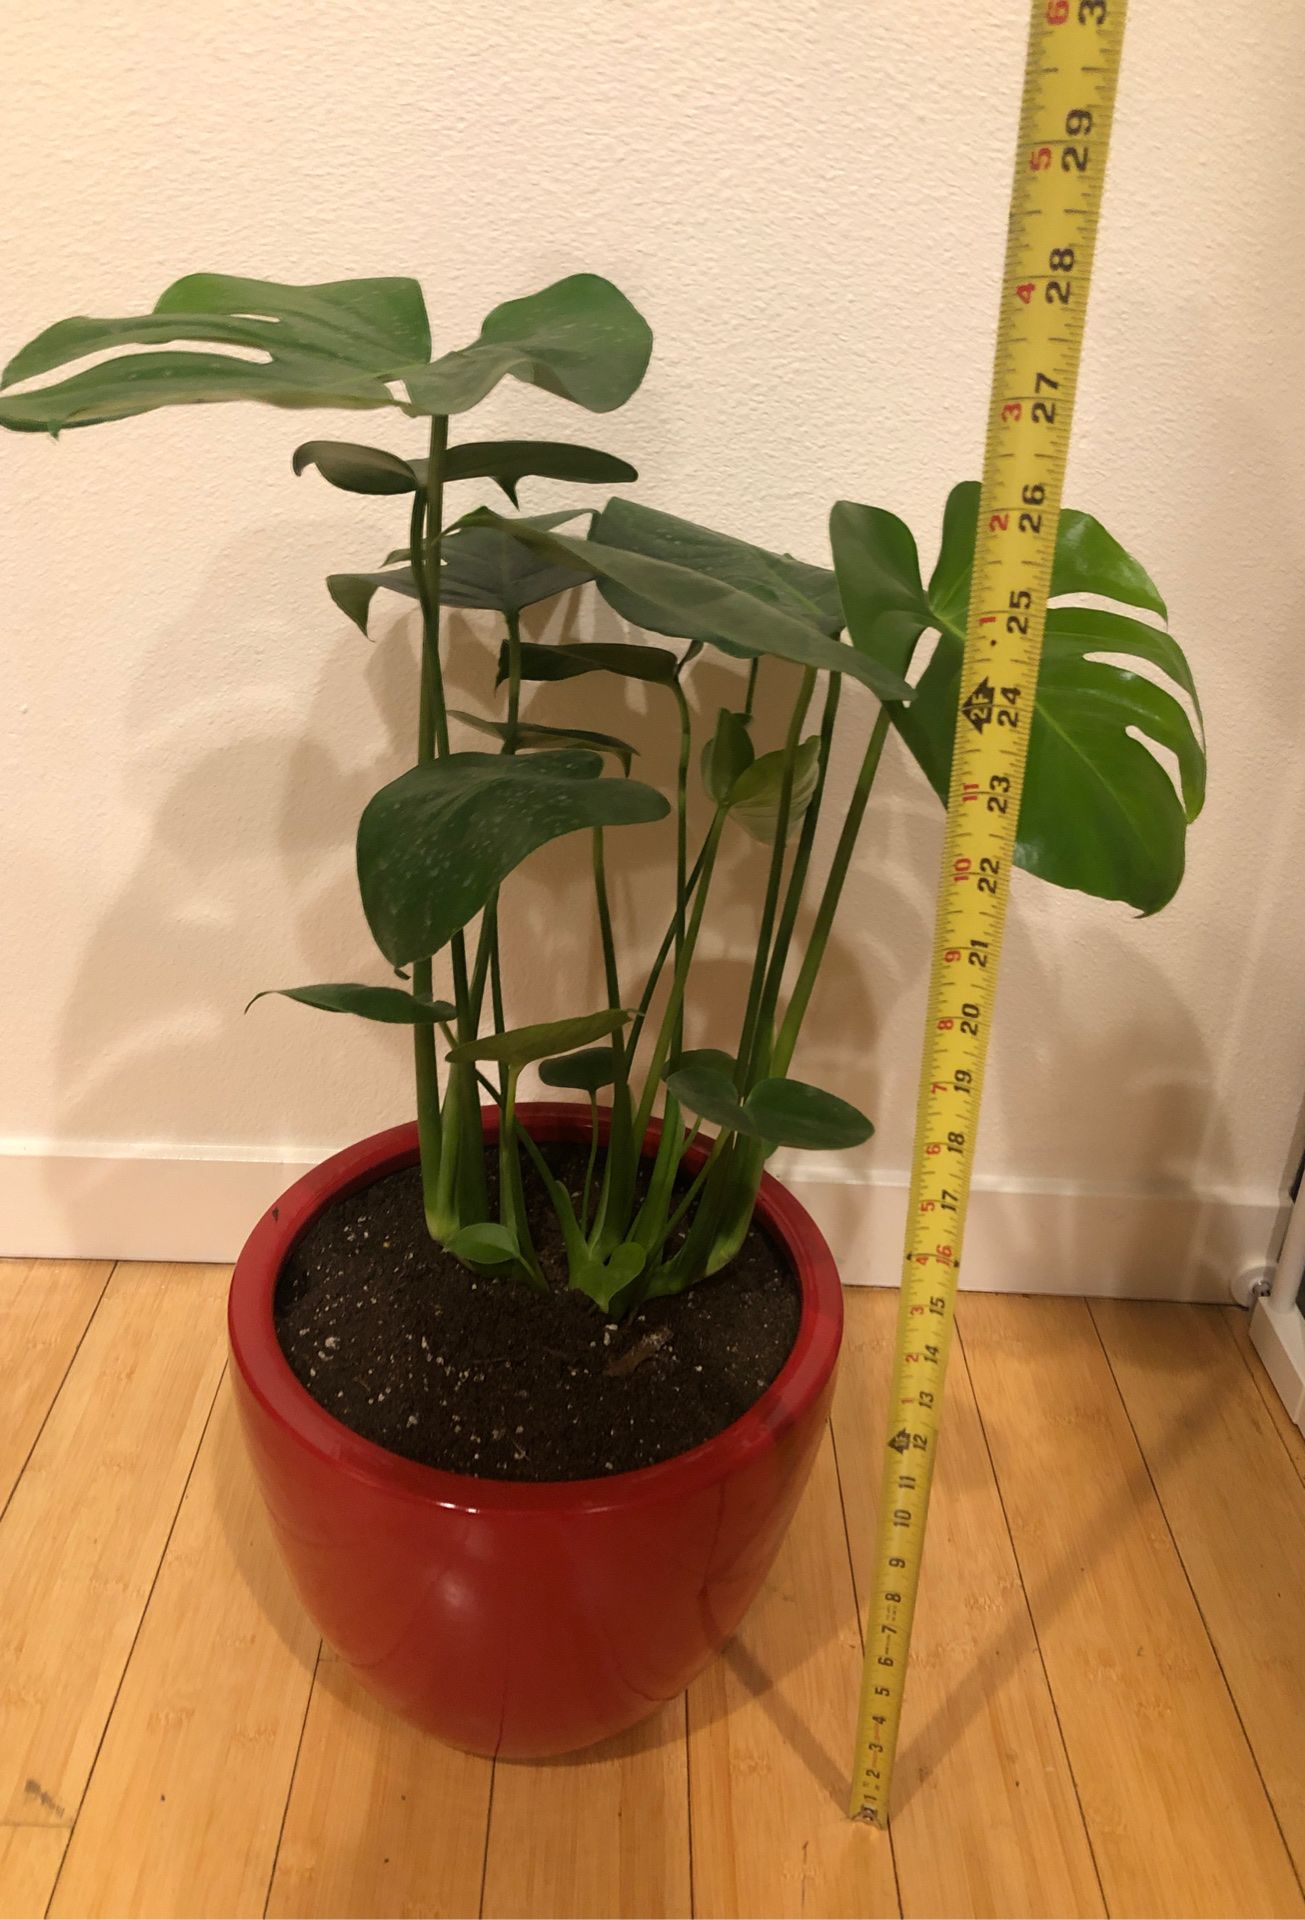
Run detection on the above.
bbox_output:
[4,0,1304,1279]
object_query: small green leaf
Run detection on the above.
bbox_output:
[829,499,932,682]
[246,982,456,1023]
[538,1045,621,1092]
[292,440,419,494]
[466,510,912,701]
[701,709,754,805]
[448,710,635,774]
[743,1078,874,1150]
[326,566,419,635]
[662,1053,749,1133]
[572,1241,647,1313]
[590,498,845,640]
[446,1221,523,1267]
[447,1009,631,1069]
[1,273,429,432]
[403,274,653,416]
[437,438,637,504]
[727,737,821,843]
[499,638,680,689]
[358,753,670,966]
[440,510,593,615]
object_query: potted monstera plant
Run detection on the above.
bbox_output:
[0,270,1205,1757]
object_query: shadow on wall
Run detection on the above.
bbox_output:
[48,516,1249,1298]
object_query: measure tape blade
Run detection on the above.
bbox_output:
[849,0,1128,1824]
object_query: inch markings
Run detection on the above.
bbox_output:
[848,0,1128,1826]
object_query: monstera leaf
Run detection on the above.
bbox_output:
[498,638,681,689]
[293,437,636,504]
[448,710,636,774]
[404,275,652,416]
[0,274,430,432]
[357,751,669,965]
[589,498,844,642]
[831,482,1205,914]
[466,509,912,700]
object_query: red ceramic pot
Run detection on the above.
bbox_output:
[228,1103,842,1758]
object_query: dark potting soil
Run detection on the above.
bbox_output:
[274,1142,802,1482]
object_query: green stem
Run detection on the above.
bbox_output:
[505,607,523,742]
[743,659,760,720]
[592,829,622,1012]
[670,677,692,1056]
[654,1129,729,1250]
[581,1091,600,1231]
[632,813,726,1143]
[736,668,816,1084]
[751,672,842,1078]
[415,417,485,1231]
[623,838,710,1071]
[771,705,892,1078]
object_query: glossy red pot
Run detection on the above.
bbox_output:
[228,1104,842,1758]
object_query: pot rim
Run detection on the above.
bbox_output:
[228,1102,843,1516]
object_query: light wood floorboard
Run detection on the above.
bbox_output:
[0,1258,112,1516]
[2,1268,1305,1919]
[0,1262,229,1831]
[834,1288,1103,1918]
[50,1377,320,1918]
[1093,1300,1305,1884]
[960,1294,1304,1919]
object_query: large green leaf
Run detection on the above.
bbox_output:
[0,273,429,432]
[448,710,636,774]
[447,1009,630,1068]
[246,982,456,1023]
[403,275,652,417]
[357,751,670,965]
[439,510,593,614]
[663,1053,873,1149]
[590,498,844,641]
[830,483,1205,913]
[468,510,913,700]
[499,638,681,689]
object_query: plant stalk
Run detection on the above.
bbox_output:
[735,667,816,1084]
[771,705,892,1077]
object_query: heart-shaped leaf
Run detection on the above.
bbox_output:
[434,439,637,505]
[467,510,913,700]
[590,498,844,641]
[439,509,594,614]
[358,751,670,965]
[449,710,636,774]
[727,737,821,843]
[701,709,754,805]
[831,482,1205,913]
[246,982,456,1023]
[447,1009,631,1068]
[403,274,652,417]
[1,273,429,432]
[573,1240,647,1313]
[498,638,681,689]
[538,1044,622,1092]
[293,440,419,494]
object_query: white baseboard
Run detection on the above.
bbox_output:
[1250,1291,1305,1434]
[0,1138,1285,1302]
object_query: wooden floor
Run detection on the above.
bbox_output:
[2,1265,1304,1920]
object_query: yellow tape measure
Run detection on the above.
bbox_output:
[849,0,1128,1825]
